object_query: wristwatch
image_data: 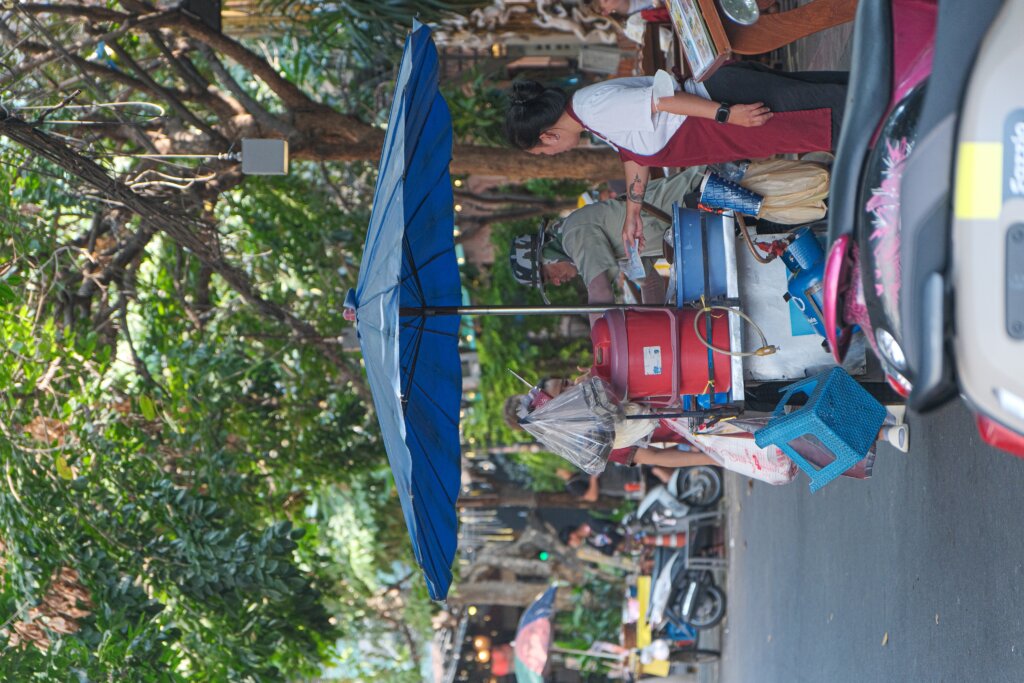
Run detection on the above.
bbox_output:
[715,102,732,123]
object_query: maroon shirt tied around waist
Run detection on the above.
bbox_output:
[565,100,832,168]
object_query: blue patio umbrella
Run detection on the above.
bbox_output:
[345,22,666,601]
[345,21,461,600]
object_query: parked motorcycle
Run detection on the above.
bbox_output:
[628,466,724,535]
[823,0,1024,455]
[648,546,726,631]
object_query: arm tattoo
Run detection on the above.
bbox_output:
[627,173,646,203]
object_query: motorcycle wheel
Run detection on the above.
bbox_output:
[677,466,723,509]
[670,648,720,664]
[688,585,726,630]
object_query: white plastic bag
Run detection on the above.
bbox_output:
[612,403,659,450]
[662,418,799,485]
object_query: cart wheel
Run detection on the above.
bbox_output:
[677,466,723,509]
[670,648,720,664]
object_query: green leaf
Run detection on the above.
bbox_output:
[138,394,157,421]
[0,281,16,304]
[55,455,74,480]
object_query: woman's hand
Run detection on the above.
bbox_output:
[727,102,772,127]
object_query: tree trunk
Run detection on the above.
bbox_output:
[448,581,581,610]
[452,143,622,182]
[465,557,576,583]
[162,132,622,181]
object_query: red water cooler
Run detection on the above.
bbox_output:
[591,309,732,408]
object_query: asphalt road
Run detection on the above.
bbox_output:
[719,399,1024,683]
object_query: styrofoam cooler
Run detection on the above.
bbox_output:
[591,308,733,409]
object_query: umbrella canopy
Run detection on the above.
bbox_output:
[346,21,461,600]
[513,585,558,682]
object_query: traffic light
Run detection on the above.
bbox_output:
[537,550,550,562]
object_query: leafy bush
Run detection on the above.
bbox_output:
[0,152,430,680]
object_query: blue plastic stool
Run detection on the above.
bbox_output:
[753,368,887,492]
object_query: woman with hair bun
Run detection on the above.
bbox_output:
[504,64,846,252]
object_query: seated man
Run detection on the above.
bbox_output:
[510,158,831,314]
[509,168,705,309]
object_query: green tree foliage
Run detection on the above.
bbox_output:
[443,68,509,147]
[0,130,427,679]
[0,2,605,677]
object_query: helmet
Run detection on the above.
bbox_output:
[508,220,551,304]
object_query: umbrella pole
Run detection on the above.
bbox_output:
[399,304,682,317]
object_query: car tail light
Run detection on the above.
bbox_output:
[823,235,855,363]
[976,414,1024,459]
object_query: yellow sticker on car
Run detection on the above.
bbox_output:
[955,142,1003,219]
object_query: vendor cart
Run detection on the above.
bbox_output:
[590,205,899,416]
[584,206,900,486]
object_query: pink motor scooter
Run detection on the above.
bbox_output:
[823,0,1024,456]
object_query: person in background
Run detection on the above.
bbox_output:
[557,465,677,502]
[560,518,624,556]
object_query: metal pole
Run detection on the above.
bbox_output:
[398,303,686,317]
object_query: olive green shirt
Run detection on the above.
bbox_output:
[556,167,705,289]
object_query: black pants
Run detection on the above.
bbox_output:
[703,62,848,145]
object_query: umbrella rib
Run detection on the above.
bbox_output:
[406,420,459,509]
[398,168,453,306]
[398,318,460,339]
[402,92,443,184]
[402,233,429,307]
[410,483,452,584]
[403,385,460,464]
[403,416,458,581]
[400,248,452,297]
[400,315,427,406]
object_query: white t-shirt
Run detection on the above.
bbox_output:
[571,70,711,155]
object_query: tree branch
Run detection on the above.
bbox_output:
[195,43,297,138]
[3,7,176,85]
[75,223,157,301]
[104,38,225,144]
[115,274,167,395]
[171,9,333,118]
[146,30,208,93]
[454,189,577,210]
[0,111,369,402]
[17,3,130,22]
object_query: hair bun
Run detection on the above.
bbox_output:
[509,80,546,107]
